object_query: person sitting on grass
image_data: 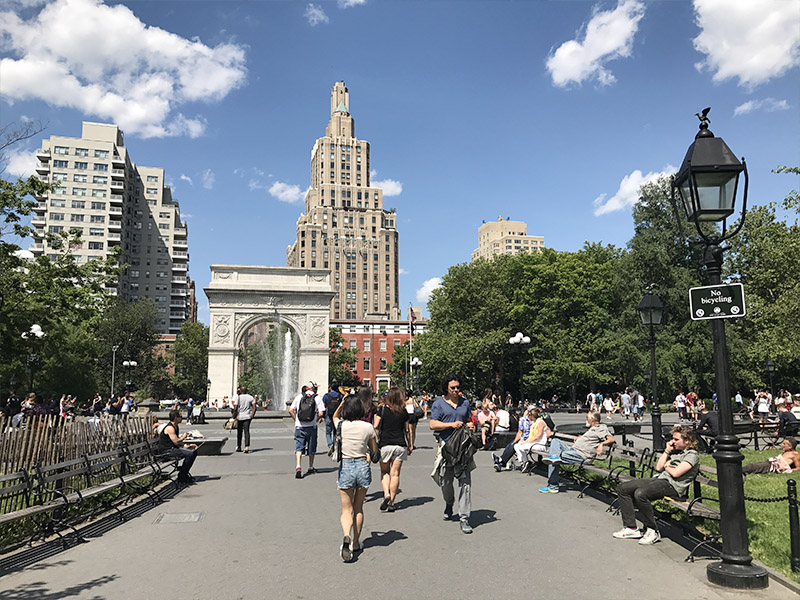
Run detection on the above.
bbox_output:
[612,425,700,545]
[539,411,614,493]
[742,437,800,474]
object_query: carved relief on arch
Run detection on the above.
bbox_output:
[212,315,231,345]
[309,316,327,346]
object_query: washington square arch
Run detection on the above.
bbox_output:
[205,265,335,404]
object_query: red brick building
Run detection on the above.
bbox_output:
[332,316,427,390]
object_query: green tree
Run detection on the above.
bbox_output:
[329,327,360,386]
[171,322,210,399]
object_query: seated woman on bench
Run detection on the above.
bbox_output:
[612,425,700,546]
[512,407,550,465]
[157,409,198,484]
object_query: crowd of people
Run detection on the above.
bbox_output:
[1,390,141,425]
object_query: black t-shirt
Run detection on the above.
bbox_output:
[779,411,799,435]
[377,406,409,447]
[324,391,341,415]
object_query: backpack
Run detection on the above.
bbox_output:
[325,392,341,415]
[297,393,318,422]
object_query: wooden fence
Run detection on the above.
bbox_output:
[0,415,156,475]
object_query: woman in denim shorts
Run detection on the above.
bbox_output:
[332,389,378,562]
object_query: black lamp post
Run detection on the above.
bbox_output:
[764,357,775,399]
[122,360,138,392]
[21,324,46,391]
[671,109,767,589]
[508,332,530,405]
[636,287,665,452]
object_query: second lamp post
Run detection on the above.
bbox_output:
[508,332,530,406]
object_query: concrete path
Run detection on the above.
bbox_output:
[0,415,789,600]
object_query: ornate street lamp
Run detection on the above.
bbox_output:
[671,109,767,589]
[21,324,46,390]
[508,332,531,406]
[410,357,422,393]
[122,360,138,392]
[764,357,776,399]
[636,287,665,452]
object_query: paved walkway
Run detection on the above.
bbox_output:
[0,415,790,600]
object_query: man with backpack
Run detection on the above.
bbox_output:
[323,383,342,448]
[289,382,325,479]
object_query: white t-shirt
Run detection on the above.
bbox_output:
[637,394,645,408]
[735,393,743,405]
[233,393,256,420]
[675,394,686,407]
[337,420,377,459]
[290,393,325,428]
[496,409,510,429]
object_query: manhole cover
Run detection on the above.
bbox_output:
[154,512,204,524]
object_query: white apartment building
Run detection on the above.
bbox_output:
[32,122,191,334]
[471,216,545,261]
[287,82,400,321]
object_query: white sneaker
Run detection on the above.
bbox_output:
[638,529,661,545]
[612,527,643,539]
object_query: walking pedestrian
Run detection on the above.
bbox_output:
[374,387,413,512]
[430,374,477,534]
[233,386,256,453]
[289,383,325,478]
[332,390,379,562]
[323,383,343,448]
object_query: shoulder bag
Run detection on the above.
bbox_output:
[328,420,343,462]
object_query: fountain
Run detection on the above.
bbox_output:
[239,321,299,410]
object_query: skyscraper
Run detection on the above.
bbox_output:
[32,122,192,334]
[471,216,545,261]
[287,82,400,321]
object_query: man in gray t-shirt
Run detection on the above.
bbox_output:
[540,412,614,493]
[233,386,256,453]
[612,425,700,545]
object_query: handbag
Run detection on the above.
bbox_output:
[328,421,343,462]
[413,402,424,420]
[223,417,236,431]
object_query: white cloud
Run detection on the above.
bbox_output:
[201,169,215,189]
[3,146,37,178]
[338,0,366,7]
[0,0,246,138]
[416,277,442,304]
[248,179,266,191]
[546,0,645,88]
[399,268,408,275]
[180,213,192,219]
[269,181,306,204]
[370,169,403,196]
[593,166,677,216]
[734,98,791,116]
[180,174,193,185]
[304,3,329,26]
[693,0,800,88]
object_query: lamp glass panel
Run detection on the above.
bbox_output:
[679,178,695,221]
[692,171,737,221]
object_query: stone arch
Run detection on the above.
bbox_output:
[205,265,335,402]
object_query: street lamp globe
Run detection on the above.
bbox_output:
[673,111,746,224]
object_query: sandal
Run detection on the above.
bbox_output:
[387,502,396,512]
[379,496,390,511]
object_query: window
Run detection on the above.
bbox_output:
[53,160,68,168]
[94,149,109,158]
[147,175,159,182]
[364,339,370,351]
[50,212,64,221]
[89,227,104,236]
[52,173,67,182]
[70,214,84,222]
[159,212,170,219]
[88,241,103,250]
[54,146,69,155]
[380,339,386,352]
[71,200,85,209]
[380,358,387,371]
[91,189,107,198]
[50,198,65,207]
[90,215,105,223]
[363,358,371,371]
[90,201,105,210]
[48,225,63,233]
[93,163,108,172]
[92,176,107,184]
[349,339,356,349]
[75,148,89,157]
[146,188,158,194]
[158,223,170,230]
[74,161,88,170]
[73,174,87,183]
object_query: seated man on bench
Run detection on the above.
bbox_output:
[743,437,800,474]
[612,425,700,545]
[540,411,614,493]
[157,409,199,484]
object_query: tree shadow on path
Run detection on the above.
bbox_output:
[0,574,118,600]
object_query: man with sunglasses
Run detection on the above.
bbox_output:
[430,374,476,534]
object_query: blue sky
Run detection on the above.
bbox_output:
[2,0,799,325]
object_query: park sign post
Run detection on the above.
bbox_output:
[689,283,746,321]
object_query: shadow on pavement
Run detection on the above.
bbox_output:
[0,574,118,599]
[360,529,408,550]
[392,496,434,511]
[470,509,499,529]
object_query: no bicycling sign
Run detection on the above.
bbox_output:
[688,283,746,321]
